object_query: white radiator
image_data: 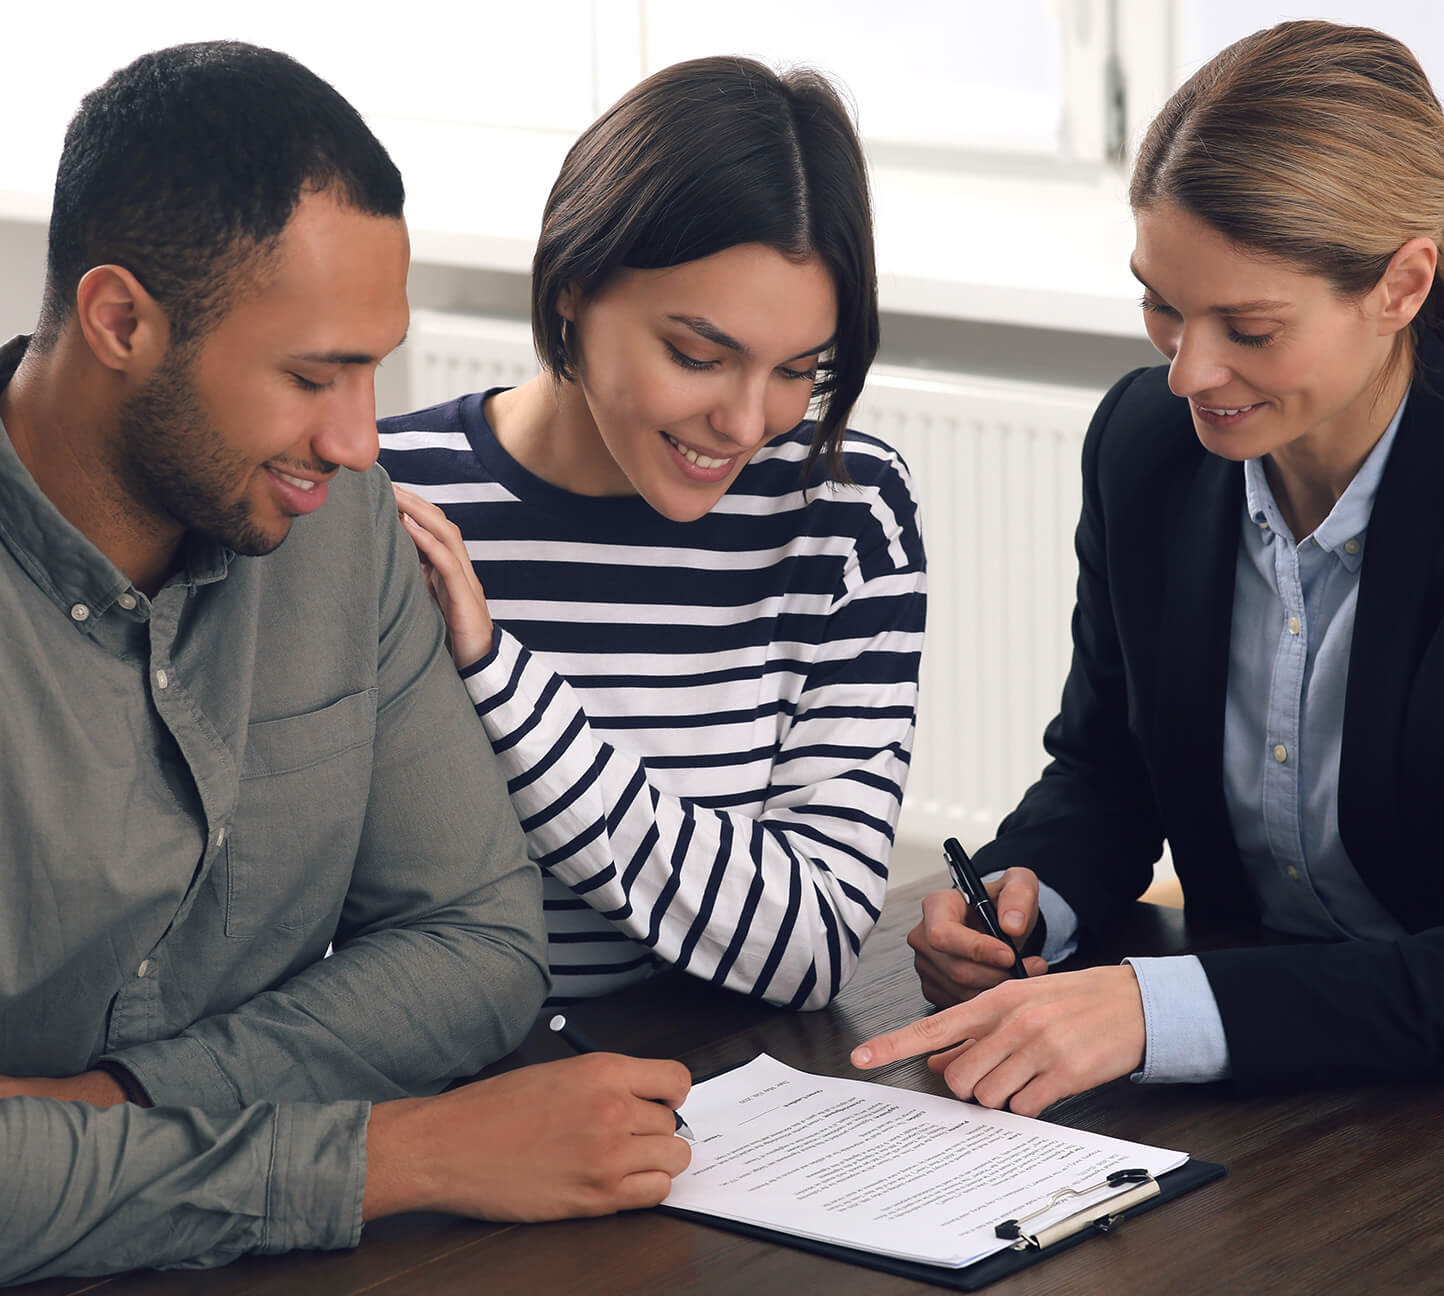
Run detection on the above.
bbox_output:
[849,371,1099,852]
[402,309,1102,856]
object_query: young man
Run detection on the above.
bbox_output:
[0,42,689,1283]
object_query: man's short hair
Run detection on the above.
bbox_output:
[38,40,404,349]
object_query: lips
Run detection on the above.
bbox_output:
[663,431,733,470]
[1192,400,1265,428]
[265,464,331,515]
[1196,403,1262,417]
[661,431,738,483]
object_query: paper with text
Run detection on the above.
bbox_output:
[665,1053,1187,1269]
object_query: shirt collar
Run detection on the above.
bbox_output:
[1242,390,1408,573]
[0,334,233,630]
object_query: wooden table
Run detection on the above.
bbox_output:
[29,878,1443,1294]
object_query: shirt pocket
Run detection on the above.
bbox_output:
[225,687,378,939]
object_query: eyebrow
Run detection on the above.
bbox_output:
[1128,264,1291,314]
[288,330,410,366]
[668,314,835,363]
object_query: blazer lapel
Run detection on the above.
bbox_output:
[1340,335,1444,913]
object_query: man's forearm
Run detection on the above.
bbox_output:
[0,1070,129,1107]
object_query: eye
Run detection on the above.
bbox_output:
[288,371,332,392]
[1228,328,1275,349]
[778,363,818,382]
[665,341,717,371]
[1139,295,1178,320]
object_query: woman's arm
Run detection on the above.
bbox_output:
[395,459,925,1010]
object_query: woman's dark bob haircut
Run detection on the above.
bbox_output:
[532,56,878,483]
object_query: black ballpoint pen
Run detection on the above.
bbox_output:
[548,1013,695,1139]
[942,837,1028,979]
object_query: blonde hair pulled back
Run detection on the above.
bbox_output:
[1132,20,1444,349]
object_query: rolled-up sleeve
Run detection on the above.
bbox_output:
[0,1097,367,1285]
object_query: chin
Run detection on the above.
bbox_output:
[214,515,295,557]
[1190,423,1267,463]
[648,493,723,525]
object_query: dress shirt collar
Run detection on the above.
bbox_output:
[0,334,232,630]
[1242,390,1408,573]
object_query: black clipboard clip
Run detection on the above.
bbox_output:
[993,1168,1158,1252]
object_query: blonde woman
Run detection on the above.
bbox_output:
[859,20,1444,1107]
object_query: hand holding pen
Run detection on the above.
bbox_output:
[550,1014,695,1139]
[905,841,1046,1007]
[943,838,1029,980]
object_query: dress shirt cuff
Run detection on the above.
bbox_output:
[1125,955,1232,1084]
[100,1035,250,1111]
[264,1101,369,1254]
[981,872,1078,964]
[91,1059,153,1106]
[1034,881,1080,965]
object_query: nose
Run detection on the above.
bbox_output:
[1166,326,1232,400]
[312,374,380,473]
[709,376,770,450]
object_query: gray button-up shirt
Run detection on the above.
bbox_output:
[0,336,548,1282]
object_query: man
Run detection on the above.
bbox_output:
[0,42,689,1283]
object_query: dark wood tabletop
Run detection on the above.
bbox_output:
[27,876,1443,1295]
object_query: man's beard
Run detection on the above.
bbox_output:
[113,348,285,558]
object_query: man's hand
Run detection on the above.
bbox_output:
[362,1053,693,1222]
[0,1070,130,1106]
[909,868,1048,1006]
[851,965,1146,1117]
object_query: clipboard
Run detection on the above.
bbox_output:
[659,1156,1225,1290]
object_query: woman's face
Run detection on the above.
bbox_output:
[561,242,837,522]
[1131,203,1401,466]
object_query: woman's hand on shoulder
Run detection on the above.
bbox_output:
[394,484,495,669]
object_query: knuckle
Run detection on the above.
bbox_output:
[915,1010,958,1045]
[1009,1001,1052,1037]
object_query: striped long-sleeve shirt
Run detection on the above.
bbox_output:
[378,391,926,1008]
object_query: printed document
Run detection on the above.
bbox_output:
[664,1053,1187,1269]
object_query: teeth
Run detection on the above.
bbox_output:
[1201,405,1253,417]
[273,470,316,491]
[666,433,732,470]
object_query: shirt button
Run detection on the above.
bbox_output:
[1273,743,1288,763]
[216,827,227,847]
[1287,615,1301,635]
[1287,866,1300,881]
[136,960,152,978]
[155,669,170,690]
[70,603,90,622]
[117,592,137,611]
[1344,539,1361,555]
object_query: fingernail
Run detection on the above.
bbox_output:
[401,512,416,527]
[1003,909,1024,930]
[851,1046,872,1066]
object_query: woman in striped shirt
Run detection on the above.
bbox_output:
[379,57,926,1009]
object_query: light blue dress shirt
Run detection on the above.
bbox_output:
[1034,394,1410,1082]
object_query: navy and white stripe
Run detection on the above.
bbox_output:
[379,390,926,1008]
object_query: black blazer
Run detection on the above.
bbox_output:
[972,334,1444,1093]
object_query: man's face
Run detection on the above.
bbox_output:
[115,190,410,556]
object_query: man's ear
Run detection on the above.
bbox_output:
[74,265,171,374]
[556,282,580,322]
